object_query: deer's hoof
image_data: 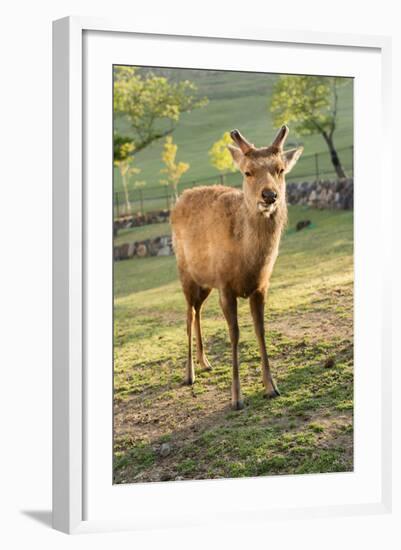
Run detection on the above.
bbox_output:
[264,387,280,399]
[232,399,245,411]
[183,376,195,386]
[198,356,212,371]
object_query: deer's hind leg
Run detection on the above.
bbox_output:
[182,277,211,385]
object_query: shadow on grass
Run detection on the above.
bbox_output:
[113,355,353,484]
[112,206,354,484]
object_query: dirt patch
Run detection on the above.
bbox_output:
[114,294,353,484]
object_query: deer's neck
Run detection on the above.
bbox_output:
[239,196,287,266]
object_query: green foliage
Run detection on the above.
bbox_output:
[271,75,349,178]
[114,66,208,153]
[208,131,237,173]
[113,133,135,163]
[159,136,189,197]
[115,157,140,180]
[270,75,345,137]
[114,70,353,198]
[113,133,141,214]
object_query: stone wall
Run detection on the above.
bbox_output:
[114,179,353,261]
[114,180,353,236]
[114,235,173,261]
[286,178,353,210]
[114,209,169,237]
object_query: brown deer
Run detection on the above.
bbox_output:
[171,126,303,410]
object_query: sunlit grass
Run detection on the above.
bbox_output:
[113,205,353,483]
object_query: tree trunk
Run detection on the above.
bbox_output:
[173,183,179,203]
[323,134,347,180]
[121,172,132,215]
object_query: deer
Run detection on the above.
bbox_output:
[170,126,303,410]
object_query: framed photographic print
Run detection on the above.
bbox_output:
[52,17,392,534]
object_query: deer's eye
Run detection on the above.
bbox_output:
[245,171,252,177]
[277,167,285,176]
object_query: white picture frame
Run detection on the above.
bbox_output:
[52,16,392,534]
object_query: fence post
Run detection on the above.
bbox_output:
[220,174,225,185]
[314,153,320,183]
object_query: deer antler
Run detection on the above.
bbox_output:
[230,129,254,154]
[271,125,289,150]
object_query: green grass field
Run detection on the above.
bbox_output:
[114,69,353,215]
[113,205,353,483]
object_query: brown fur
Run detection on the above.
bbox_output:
[171,127,303,409]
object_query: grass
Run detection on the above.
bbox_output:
[114,69,353,213]
[113,205,354,483]
[114,222,171,246]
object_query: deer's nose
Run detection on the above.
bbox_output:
[261,190,277,204]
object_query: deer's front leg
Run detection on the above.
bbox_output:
[184,305,195,385]
[219,289,243,410]
[249,290,280,398]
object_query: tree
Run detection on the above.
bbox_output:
[270,76,347,179]
[113,66,208,153]
[208,132,238,176]
[113,134,140,215]
[159,136,189,200]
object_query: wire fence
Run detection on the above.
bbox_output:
[113,145,353,219]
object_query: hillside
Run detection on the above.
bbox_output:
[114,68,353,198]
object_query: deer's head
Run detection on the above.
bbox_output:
[228,126,303,218]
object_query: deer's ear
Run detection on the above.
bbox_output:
[227,144,243,167]
[283,146,303,174]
